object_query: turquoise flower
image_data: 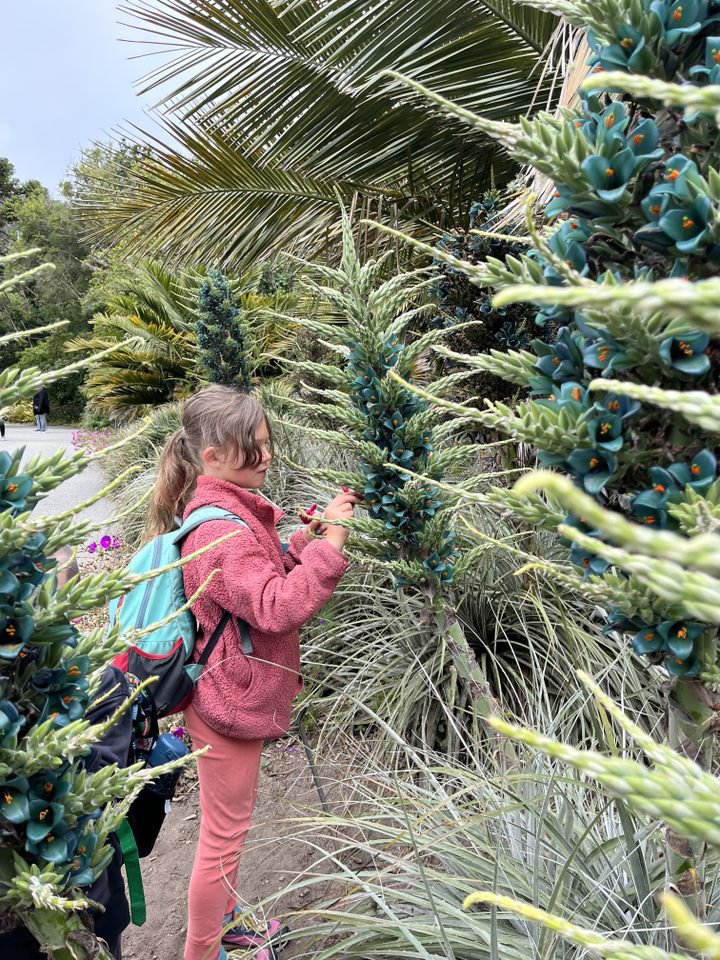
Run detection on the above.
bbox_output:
[0,700,24,750]
[659,331,710,375]
[567,448,618,494]
[389,441,414,468]
[587,26,654,72]
[379,337,404,371]
[0,776,30,825]
[26,822,78,865]
[652,156,704,200]
[650,0,703,47]
[667,448,717,493]
[381,410,405,433]
[582,335,631,374]
[29,771,71,805]
[632,624,664,654]
[0,471,33,514]
[657,620,704,659]
[581,148,636,203]
[570,539,611,577]
[0,603,34,661]
[534,328,585,384]
[586,413,624,452]
[630,489,670,528]
[688,36,720,81]
[26,799,65,844]
[626,118,663,166]
[596,392,641,419]
[658,196,712,253]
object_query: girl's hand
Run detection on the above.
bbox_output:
[323,490,362,552]
[299,503,328,537]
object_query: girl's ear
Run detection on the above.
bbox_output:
[200,446,221,467]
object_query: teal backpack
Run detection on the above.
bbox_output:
[109,506,253,717]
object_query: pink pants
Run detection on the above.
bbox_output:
[184,703,264,960]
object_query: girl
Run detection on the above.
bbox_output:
[146,385,358,960]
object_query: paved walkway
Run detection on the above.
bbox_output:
[7,424,115,536]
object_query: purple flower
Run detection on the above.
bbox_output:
[100,535,112,549]
[171,726,186,739]
[87,542,97,554]
[112,537,122,550]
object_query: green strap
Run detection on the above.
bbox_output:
[116,820,147,926]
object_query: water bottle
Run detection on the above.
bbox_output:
[146,732,190,808]
[148,732,190,767]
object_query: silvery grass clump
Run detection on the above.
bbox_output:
[257,673,705,960]
[0,251,195,959]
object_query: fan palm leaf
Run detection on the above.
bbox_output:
[87,0,559,267]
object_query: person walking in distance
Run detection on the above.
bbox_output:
[32,384,49,432]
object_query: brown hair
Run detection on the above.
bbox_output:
[145,385,272,538]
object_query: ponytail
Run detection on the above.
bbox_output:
[145,429,201,539]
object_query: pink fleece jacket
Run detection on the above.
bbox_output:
[181,476,349,740]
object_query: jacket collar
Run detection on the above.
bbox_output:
[188,475,285,526]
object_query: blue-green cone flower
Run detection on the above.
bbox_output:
[26,799,65,844]
[659,331,710,375]
[657,620,704,659]
[537,381,589,416]
[0,700,23,749]
[534,328,584,383]
[570,539,611,577]
[381,410,405,432]
[65,830,99,886]
[586,413,624,452]
[351,366,379,392]
[648,465,683,500]
[630,489,670,528]
[632,625,665,654]
[379,337,404,371]
[688,36,720,80]
[626,118,663,167]
[652,156,703,200]
[26,823,78,865]
[666,654,701,676]
[581,149,636,203]
[566,448,618,494]
[0,603,34,660]
[659,196,712,253]
[0,776,30,825]
[650,0,703,47]
[582,336,631,374]
[640,192,673,223]
[597,393,641,419]
[0,472,33,513]
[587,26,654,72]
[389,441,414,468]
[667,448,717,493]
[586,101,628,148]
[29,771,71,805]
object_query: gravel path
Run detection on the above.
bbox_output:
[7,423,115,536]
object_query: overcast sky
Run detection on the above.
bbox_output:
[1,1,158,190]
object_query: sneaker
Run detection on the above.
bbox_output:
[221,911,288,954]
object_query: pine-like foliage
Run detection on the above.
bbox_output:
[377,0,720,916]
[0,251,188,957]
[195,268,251,391]
[274,214,506,745]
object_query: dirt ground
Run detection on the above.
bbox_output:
[122,735,349,960]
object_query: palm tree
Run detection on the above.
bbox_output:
[66,262,201,419]
[85,0,559,268]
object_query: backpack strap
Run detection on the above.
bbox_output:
[170,506,248,545]
[172,507,254,656]
[116,819,147,926]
